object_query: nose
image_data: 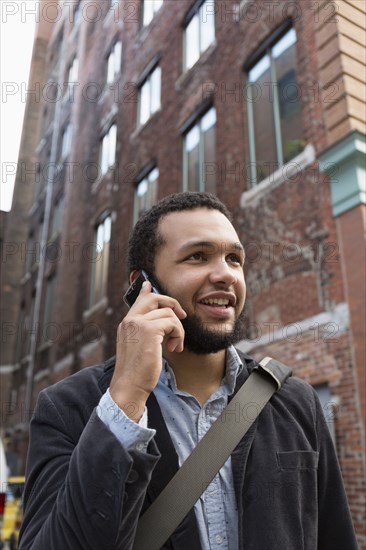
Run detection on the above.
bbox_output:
[208,259,238,287]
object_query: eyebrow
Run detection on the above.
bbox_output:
[178,240,245,255]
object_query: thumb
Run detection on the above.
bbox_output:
[140,280,152,293]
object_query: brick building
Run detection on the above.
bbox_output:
[1,0,365,546]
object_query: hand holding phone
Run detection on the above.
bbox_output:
[112,271,186,421]
[123,270,160,308]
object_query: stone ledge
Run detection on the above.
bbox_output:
[240,144,316,208]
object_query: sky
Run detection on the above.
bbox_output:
[1,1,37,212]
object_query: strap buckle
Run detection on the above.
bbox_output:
[255,357,292,391]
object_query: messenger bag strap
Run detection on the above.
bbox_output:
[133,357,292,550]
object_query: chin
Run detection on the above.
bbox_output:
[182,312,244,355]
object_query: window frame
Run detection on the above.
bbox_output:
[183,0,216,72]
[141,0,164,27]
[245,25,304,186]
[51,195,64,238]
[67,56,79,84]
[99,123,117,176]
[182,106,216,193]
[60,123,72,161]
[314,383,336,444]
[137,64,161,127]
[72,1,82,31]
[43,275,56,337]
[106,40,122,85]
[133,166,159,223]
[89,213,112,307]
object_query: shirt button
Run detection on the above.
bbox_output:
[215,534,223,544]
[135,442,145,451]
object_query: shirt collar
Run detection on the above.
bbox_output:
[160,345,243,397]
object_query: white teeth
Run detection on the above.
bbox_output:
[201,298,230,306]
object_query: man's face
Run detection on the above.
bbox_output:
[154,208,246,354]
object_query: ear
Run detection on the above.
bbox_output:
[129,270,140,284]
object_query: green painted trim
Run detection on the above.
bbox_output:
[318,131,366,217]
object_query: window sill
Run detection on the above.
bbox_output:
[103,4,121,28]
[83,296,108,320]
[91,167,115,194]
[131,108,162,139]
[240,144,315,207]
[29,188,46,215]
[98,79,121,105]
[20,272,32,285]
[176,41,217,91]
[34,368,51,382]
[136,5,165,42]
[37,341,52,354]
[48,230,61,243]
[20,355,31,366]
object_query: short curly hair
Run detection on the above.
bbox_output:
[127,192,233,277]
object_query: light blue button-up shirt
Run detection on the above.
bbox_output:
[97,346,242,550]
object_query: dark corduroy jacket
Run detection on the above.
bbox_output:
[19,352,358,550]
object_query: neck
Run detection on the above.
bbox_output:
[163,348,227,405]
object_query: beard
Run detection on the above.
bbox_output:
[151,275,246,355]
[181,309,246,354]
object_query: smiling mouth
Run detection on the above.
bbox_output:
[200,298,230,308]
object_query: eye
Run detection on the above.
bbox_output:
[227,253,243,265]
[186,251,207,262]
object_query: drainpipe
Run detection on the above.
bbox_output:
[24,10,70,425]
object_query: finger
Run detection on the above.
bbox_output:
[132,287,187,319]
[140,280,152,293]
[166,334,184,353]
[156,297,187,320]
[144,307,184,321]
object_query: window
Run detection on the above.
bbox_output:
[68,57,79,84]
[99,124,117,176]
[64,57,78,100]
[66,57,79,87]
[43,276,56,334]
[246,28,304,185]
[61,123,72,160]
[72,1,82,30]
[142,0,163,26]
[25,233,35,274]
[183,107,216,193]
[34,164,42,199]
[138,65,161,126]
[184,0,215,71]
[134,167,159,222]
[15,306,25,363]
[106,41,122,85]
[23,294,35,356]
[314,383,336,443]
[51,196,64,237]
[89,215,111,306]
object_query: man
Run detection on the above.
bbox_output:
[19,192,357,549]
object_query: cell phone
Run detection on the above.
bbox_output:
[123,270,160,308]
